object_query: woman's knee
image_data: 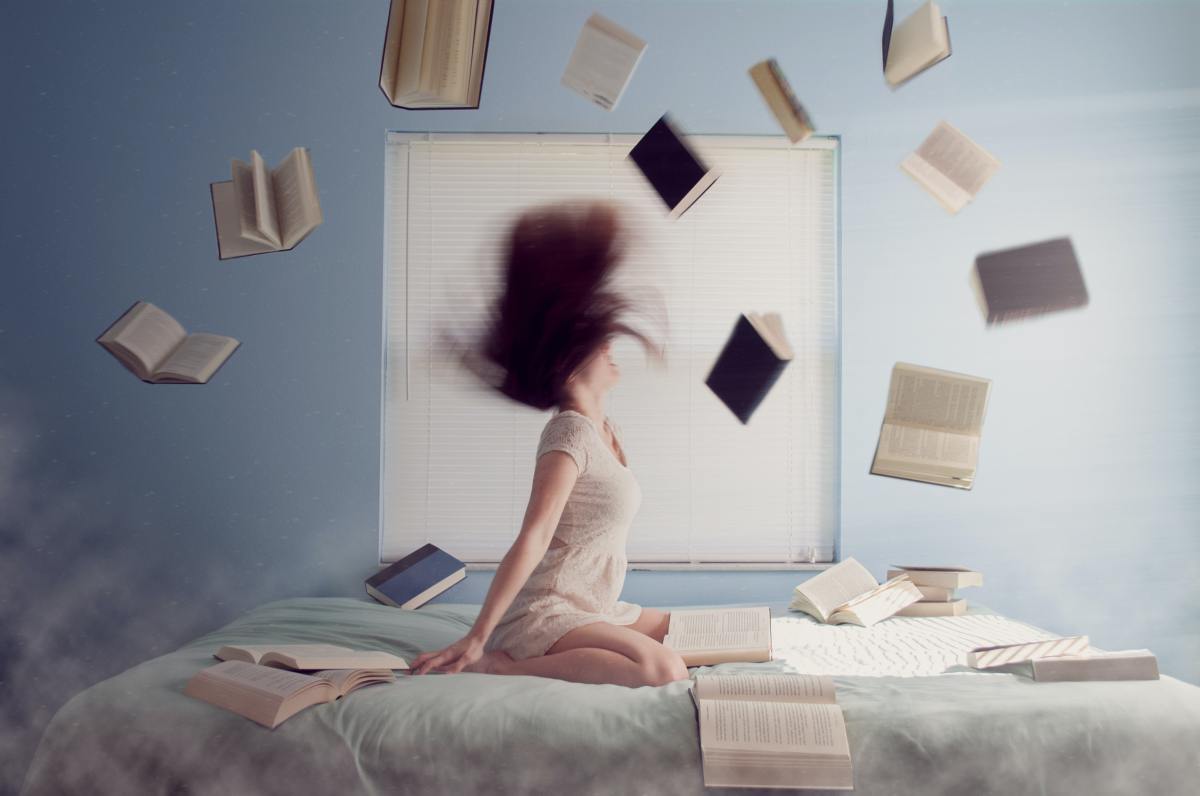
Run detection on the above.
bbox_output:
[639,648,690,686]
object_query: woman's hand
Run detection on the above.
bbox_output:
[411,633,487,675]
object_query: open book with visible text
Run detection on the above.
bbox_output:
[214,643,410,671]
[663,606,772,666]
[561,13,645,111]
[789,557,922,626]
[211,148,323,259]
[691,673,852,790]
[184,660,396,729]
[901,121,999,214]
[871,362,992,489]
[97,301,239,384]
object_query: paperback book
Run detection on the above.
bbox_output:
[97,301,239,385]
[663,606,772,666]
[561,13,646,111]
[211,147,323,259]
[789,558,922,626]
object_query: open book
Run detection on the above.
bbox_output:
[883,0,951,88]
[870,362,992,489]
[184,660,395,729]
[215,643,410,671]
[97,301,239,384]
[966,636,1090,669]
[663,607,771,666]
[379,0,494,109]
[211,148,323,259]
[789,557,921,626]
[691,673,852,790]
[901,121,1000,214]
[561,13,645,111]
[748,58,814,143]
[705,313,793,425]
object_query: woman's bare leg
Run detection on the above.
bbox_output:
[480,620,689,687]
[625,607,670,642]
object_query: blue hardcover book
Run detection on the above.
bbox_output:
[365,544,467,609]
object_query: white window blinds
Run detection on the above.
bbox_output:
[382,132,840,565]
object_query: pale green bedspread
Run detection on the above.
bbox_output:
[21,597,1200,795]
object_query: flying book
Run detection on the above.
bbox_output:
[882,0,951,87]
[366,543,467,609]
[973,237,1089,324]
[561,13,646,111]
[184,660,395,729]
[690,673,852,790]
[748,58,814,143]
[966,636,1090,669]
[628,114,721,219]
[705,313,793,424]
[97,301,239,385]
[211,148,323,260]
[379,0,494,109]
[214,643,411,671]
[1007,650,1160,682]
[870,363,992,489]
[663,606,772,666]
[789,557,922,627]
[886,565,982,590]
[901,121,999,214]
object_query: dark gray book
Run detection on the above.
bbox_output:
[366,543,466,609]
[704,313,793,425]
[974,237,1088,324]
[628,115,720,219]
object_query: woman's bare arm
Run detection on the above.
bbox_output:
[410,450,578,674]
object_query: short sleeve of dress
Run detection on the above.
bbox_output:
[537,415,591,476]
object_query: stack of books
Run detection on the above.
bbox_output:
[887,565,982,617]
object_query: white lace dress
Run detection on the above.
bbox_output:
[484,409,643,660]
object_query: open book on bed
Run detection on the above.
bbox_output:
[789,557,922,626]
[691,673,852,790]
[184,660,396,729]
[663,606,772,666]
[214,643,410,671]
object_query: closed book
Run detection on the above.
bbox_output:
[1030,650,1159,682]
[366,543,467,609]
[895,598,966,617]
[887,566,982,590]
[748,58,813,143]
[628,114,720,218]
[915,584,955,602]
[705,313,793,424]
[974,237,1088,324]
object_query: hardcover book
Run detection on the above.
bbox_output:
[97,301,239,385]
[628,114,721,219]
[705,313,793,424]
[379,0,494,109]
[973,237,1089,324]
[366,543,467,609]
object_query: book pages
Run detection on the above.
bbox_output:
[901,121,999,213]
[877,423,978,468]
[250,150,281,248]
[694,673,836,703]
[273,148,322,249]
[884,362,990,436]
[105,302,188,376]
[884,0,950,87]
[665,607,770,652]
[561,13,646,111]
[831,575,922,626]
[967,635,1090,669]
[748,59,813,143]
[700,700,849,756]
[156,333,239,383]
[789,558,878,622]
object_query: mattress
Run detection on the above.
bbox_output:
[21,597,1200,795]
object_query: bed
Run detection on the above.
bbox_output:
[21,597,1200,795]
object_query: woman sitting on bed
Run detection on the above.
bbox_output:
[411,201,688,688]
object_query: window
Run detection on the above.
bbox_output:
[382,132,840,566]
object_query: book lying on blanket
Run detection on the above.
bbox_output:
[378,0,494,109]
[966,635,1090,669]
[973,237,1089,324]
[628,114,720,219]
[561,13,645,111]
[901,121,999,214]
[1006,650,1160,682]
[663,606,772,666]
[870,362,992,489]
[215,643,411,671]
[748,58,814,143]
[98,301,240,384]
[789,557,922,626]
[211,147,323,259]
[882,0,951,88]
[367,543,467,609]
[184,660,395,729]
[705,312,793,424]
[690,673,852,790]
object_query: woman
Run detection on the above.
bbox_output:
[410,201,687,688]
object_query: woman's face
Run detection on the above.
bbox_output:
[570,339,620,394]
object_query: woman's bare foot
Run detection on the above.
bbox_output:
[463,650,513,675]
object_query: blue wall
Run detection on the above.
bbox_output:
[2,0,1197,790]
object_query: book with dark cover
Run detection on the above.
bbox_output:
[974,237,1088,324]
[366,543,466,609]
[628,115,720,219]
[704,313,793,425]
